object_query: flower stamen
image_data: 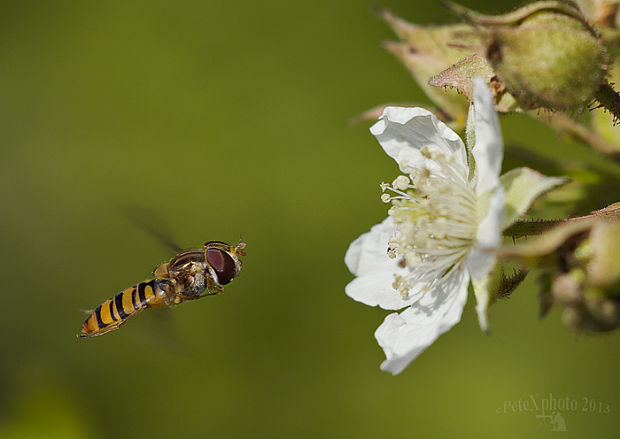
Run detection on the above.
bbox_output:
[381,147,479,295]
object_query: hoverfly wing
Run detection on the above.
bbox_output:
[118,204,184,253]
[129,307,194,357]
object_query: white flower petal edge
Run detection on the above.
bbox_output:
[468,78,505,332]
[467,185,504,334]
[472,274,494,334]
[375,269,469,375]
[471,77,503,195]
[345,217,395,277]
[370,107,468,174]
[346,269,424,310]
[466,185,505,281]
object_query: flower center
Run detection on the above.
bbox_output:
[381,146,478,297]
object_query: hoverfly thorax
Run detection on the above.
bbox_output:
[204,241,245,286]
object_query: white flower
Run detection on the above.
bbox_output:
[345,78,504,375]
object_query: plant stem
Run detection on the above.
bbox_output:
[504,202,620,239]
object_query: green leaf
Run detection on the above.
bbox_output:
[499,167,569,230]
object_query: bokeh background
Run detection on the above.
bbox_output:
[1,0,619,438]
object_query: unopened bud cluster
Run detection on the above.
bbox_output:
[379,1,620,126]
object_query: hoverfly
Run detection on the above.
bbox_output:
[78,240,246,338]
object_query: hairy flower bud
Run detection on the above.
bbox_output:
[448,1,609,110]
[499,203,620,332]
[554,270,620,332]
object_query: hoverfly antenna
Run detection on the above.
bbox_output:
[235,240,246,256]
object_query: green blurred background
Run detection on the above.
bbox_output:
[1,1,619,438]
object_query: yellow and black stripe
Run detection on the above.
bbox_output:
[79,279,162,337]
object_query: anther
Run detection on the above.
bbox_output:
[392,175,410,190]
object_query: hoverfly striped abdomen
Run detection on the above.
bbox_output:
[79,279,167,338]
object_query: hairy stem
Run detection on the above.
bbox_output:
[504,202,620,239]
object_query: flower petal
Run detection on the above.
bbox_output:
[370,107,468,173]
[471,77,503,195]
[345,217,395,277]
[345,217,422,310]
[346,269,423,310]
[467,185,504,281]
[374,269,469,375]
[471,267,496,334]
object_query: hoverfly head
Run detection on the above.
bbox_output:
[204,240,245,285]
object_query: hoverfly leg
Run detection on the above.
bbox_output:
[199,289,224,298]
[174,289,223,301]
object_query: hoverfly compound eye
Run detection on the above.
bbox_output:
[206,248,224,269]
[206,248,236,285]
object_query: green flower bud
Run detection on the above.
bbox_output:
[559,289,620,332]
[550,239,620,333]
[448,1,609,110]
